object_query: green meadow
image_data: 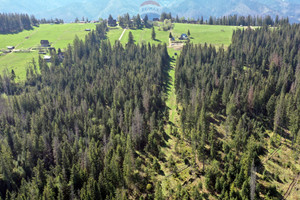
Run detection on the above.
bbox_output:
[172,23,237,47]
[0,23,96,50]
[106,27,124,44]
[0,23,96,81]
[115,23,239,48]
[0,23,239,81]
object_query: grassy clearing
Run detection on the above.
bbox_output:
[118,26,170,46]
[0,52,39,81]
[0,23,96,81]
[106,27,124,45]
[0,23,238,81]
[114,24,239,49]
[155,52,201,197]
[0,23,96,50]
[172,23,238,48]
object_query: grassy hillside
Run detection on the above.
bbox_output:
[0,23,96,49]
[172,24,236,47]
[0,23,96,81]
[0,52,38,81]
[106,27,124,44]
[112,23,238,48]
[0,23,238,81]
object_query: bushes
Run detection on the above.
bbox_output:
[161,19,173,31]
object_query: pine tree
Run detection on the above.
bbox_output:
[136,14,142,29]
[152,27,156,40]
[143,15,149,27]
[198,133,206,172]
[127,31,134,45]
[10,70,16,81]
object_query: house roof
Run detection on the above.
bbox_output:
[181,34,188,37]
[41,40,49,44]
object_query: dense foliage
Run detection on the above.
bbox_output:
[0,13,34,34]
[0,13,64,34]
[1,12,300,199]
[117,13,147,29]
[0,22,170,199]
[175,24,300,199]
[173,14,289,27]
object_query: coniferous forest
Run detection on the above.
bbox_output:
[0,13,64,34]
[0,23,170,199]
[0,20,300,199]
[0,13,35,34]
[175,24,300,199]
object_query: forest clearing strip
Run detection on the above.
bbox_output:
[158,58,198,195]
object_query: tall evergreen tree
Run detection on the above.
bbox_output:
[152,27,156,40]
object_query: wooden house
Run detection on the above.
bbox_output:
[40,40,50,47]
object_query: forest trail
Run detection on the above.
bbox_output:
[119,28,127,41]
[155,57,198,197]
[283,172,300,200]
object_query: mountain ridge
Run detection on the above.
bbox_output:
[0,0,299,22]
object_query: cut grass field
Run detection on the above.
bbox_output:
[0,52,38,81]
[111,23,239,48]
[106,27,124,44]
[0,22,242,82]
[0,23,239,82]
[0,23,96,81]
[172,23,237,48]
[0,23,96,50]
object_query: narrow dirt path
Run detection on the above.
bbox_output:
[119,28,127,41]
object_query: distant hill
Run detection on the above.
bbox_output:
[0,0,299,22]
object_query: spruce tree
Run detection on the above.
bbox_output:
[128,31,134,45]
[152,27,156,40]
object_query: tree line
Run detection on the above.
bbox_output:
[116,13,151,29]
[0,13,64,34]
[159,12,290,26]
[0,13,33,34]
